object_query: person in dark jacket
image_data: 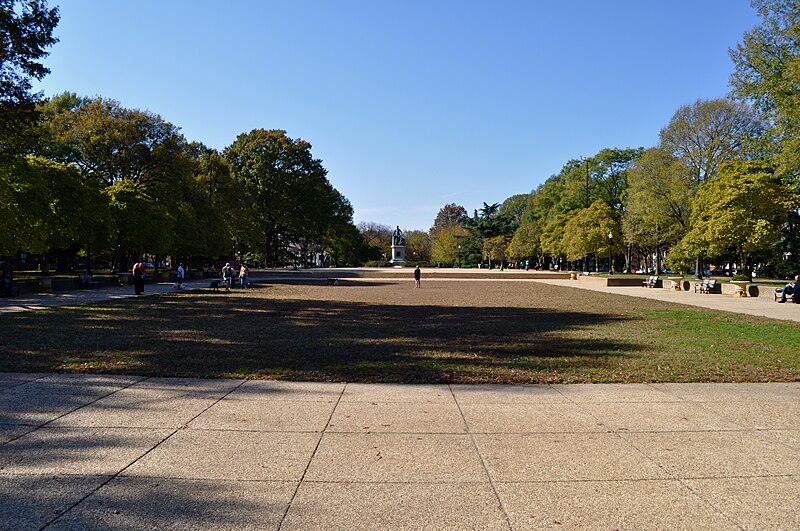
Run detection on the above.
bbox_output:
[414,265,421,288]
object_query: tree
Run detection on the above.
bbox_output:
[430,224,468,266]
[224,129,349,266]
[660,98,763,184]
[562,201,621,267]
[622,148,692,272]
[659,98,763,276]
[430,203,467,235]
[539,213,570,268]
[499,194,529,226]
[669,160,797,275]
[0,0,60,152]
[729,1,800,270]
[45,96,191,269]
[507,220,540,263]
[730,0,800,165]
[405,230,431,263]
[357,221,392,261]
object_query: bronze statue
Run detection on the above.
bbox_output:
[392,226,405,246]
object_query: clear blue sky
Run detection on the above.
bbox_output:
[35,1,759,231]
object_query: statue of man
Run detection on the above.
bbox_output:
[392,226,405,246]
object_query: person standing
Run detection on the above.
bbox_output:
[414,265,421,288]
[222,262,233,291]
[132,260,145,295]
[239,263,249,289]
[176,262,185,290]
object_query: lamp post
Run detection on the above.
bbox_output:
[457,245,461,268]
[608,232,613,275]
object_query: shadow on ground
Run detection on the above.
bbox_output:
[0,288,640,383]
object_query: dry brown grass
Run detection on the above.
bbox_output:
[2,279,798,383]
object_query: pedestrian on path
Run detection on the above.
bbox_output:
[414,265,421,288]
[239,263,249,288]
[176,262,185,290]
[133,260,145,295]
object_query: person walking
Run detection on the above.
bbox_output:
[239,263,249,289]
[132,260,145,295]
[414,265,421,288]
[176,262,185,290]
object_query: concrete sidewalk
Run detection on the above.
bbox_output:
[528,277,800,323]
[1,374,797,529]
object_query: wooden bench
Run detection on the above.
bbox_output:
[642,275,660,288]
[79,274,101,288]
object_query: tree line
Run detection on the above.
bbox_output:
[359,1,800,278]
[1,1,366,272]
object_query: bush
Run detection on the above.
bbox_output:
[364,260,392,267]
[731,274,750,281]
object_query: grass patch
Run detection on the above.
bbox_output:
[1,280,798,383]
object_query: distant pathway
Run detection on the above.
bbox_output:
[1,270,798,323]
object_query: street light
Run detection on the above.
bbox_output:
[457,245,461,268]
[608,232,613,275]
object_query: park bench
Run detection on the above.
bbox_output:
[642,275,660,288]
[774,287,798,303]
[695,279,720,294]
[79,274,101,288]
[326,278,339,286]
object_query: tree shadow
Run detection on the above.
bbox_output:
[1,293,643,383]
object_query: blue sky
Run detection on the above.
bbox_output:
[35,1,759,231]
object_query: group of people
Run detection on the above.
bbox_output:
[221,262,249,290]
[778,274,800,303]
[130,260,250,294]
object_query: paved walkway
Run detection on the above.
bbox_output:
[0,374,797,529]
[2,272,799,323]
[528,277,800,323]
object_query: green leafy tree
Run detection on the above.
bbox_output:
[44,96,192,269]
[0,0,59,152]
[660,98,762,184]
[405,230,431,263]
[730,1,800,269]
[224,129,350,265]
[669,160,797,275]
[562,201,621,266]
[659,98,762,276]
[499,194,529,226]
[622,148,692,272]
[507,219,540,263]
[430,224,468,266]
[539,213,570,268]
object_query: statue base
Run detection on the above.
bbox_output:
[389,245,406,265]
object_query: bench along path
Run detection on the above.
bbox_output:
[529,277,800,323]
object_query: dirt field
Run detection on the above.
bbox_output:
[2,279,798,383]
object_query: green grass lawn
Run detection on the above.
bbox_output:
[1,280,798,383]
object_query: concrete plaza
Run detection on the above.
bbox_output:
[1,374,798,529]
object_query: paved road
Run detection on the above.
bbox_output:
[1,374,798,530]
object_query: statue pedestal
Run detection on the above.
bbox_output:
[390,245,406,265]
